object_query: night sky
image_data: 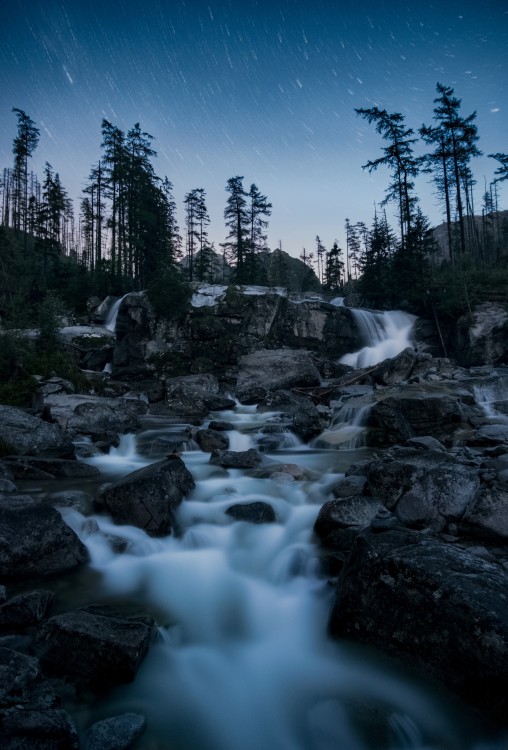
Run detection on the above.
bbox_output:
[1,0,506,256]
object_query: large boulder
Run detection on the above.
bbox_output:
[35,604,156,686]
[97,457,195,536]
[0,502,89,581]
[0,647,79,750]
[368,384,477,446]
[84,713,146,750]
[367,448,479,531]
[0,590,55,631]
[209,448,264,469]
[1,457,100,480]
[0,406,75,458]
[455,303,508,366]
[225,501,276,524]
[236,349,321,403]
[460,484,508,541]
[329,530,508,724]
[164,373,227,418]
[42,394,146,437]
[372,347,418,385]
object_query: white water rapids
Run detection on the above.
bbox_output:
[57,304,505,749]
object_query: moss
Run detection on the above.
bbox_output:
[71,334,114,349]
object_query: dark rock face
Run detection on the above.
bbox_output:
[226,501,276,524]
[314,496,386,539]
[196,429,229,453]
[0,646,79,750]
[0,590,55,631]
[369,385,477,446]
[0,406,75,458]
[0,504,89,581]
[35,605,156,686]
[164,373,225,418]
[372,347,418,385]
[43,395,146,438]
[329,530,508,725]
[460,484,508,541]
[84,713,146,750]
[209,448,264,469]
[236,349,321,403]
[455,303,508,366]
[97,457,195,536]
[1,457,100,480]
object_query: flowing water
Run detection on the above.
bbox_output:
[338,307,416,369]
[49,306,506,749]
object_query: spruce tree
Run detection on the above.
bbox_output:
[224,176,249,282]
[11,108,39,235]
[355,107,419,250]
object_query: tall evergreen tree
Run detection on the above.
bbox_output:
[428,83,481,260]
[11,108,39,240]
[245,183,271,282]
[224,176,249,282]
[355,107,419,249]
[323,241,344,291]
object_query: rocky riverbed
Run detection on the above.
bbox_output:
[1,291,508,749]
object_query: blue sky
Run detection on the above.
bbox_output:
[1,0,506,256]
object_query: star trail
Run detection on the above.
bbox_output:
[1,0,506,254]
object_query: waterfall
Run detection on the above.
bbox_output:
[104,294,128,332]
[313,395,373,449]
[341,308,416,369]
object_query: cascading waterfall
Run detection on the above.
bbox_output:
[337,306,416,369]
[66,405,504,750]
[104,293,129,332]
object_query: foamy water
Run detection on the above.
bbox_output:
[63,402,504,750]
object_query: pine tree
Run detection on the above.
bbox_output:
[224,176,249,282]
[428,83,481,260]
[11,108,40,235]
[324,242,344,291]
[355,107,419,250]
[246,183,271,282]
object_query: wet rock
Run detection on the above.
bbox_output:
[0,405,75,458]
[292,401,323,441]
[97,457,195,537]
[395,464,479,531]
[196,429,229,453]
[251,462,309,480]
[460,484,508,541]
[84,712,146,750]
[455,303,508,367]
[226,501,276,524]
[0,590,55,631]
[1,457,100,480]
[332,475,368,498]
[35,605,156,687]
[43,395,145,437]
[372,347,417,385]
[0,504,89,581]
[208,420,235,431]
[368,385,476,446]
[329,530,508,725]
[0,478,16,493]
[0,586,6,604]
[209,448,264,469]
[367,460,422,510]
[314,496,386,540]
[164,373,223,418]
[470,423,508,447]
[404,436,446,452]
[0,646,79,749]
[236,349,320,404]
